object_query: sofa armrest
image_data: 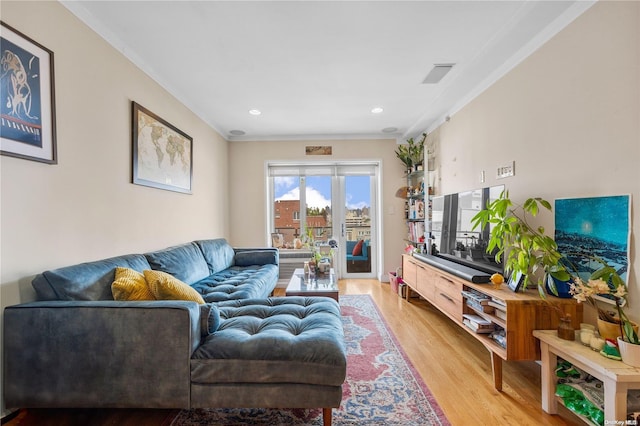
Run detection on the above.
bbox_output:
[233,247,279,266]
[3,300,200,409]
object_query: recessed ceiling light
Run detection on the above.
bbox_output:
[248,109,261,116]
[371,107,384,114]
[382,127,398,133]
[229,130,246,136]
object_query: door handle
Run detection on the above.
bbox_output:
[341,223,345,238]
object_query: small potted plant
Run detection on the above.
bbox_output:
[409,133,426,171]
[395,144,413,172]
[395,133,427,173]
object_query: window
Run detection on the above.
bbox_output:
[268,162,377,253]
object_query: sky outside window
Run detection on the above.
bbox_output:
[275,176,370,209]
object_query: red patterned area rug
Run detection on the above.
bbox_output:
[170,294,450,425]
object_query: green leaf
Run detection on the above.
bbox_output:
[546,274,558,296]
[524,198,539,216]
[623,321,640,345]
[471,209,489,231]
[550,269,571,282]
[539,282,548,299]
[539,199,552,210]
[591,266,615,281]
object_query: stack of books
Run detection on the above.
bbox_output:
[463,314,495,334]
[461,289,494,314]
[488,297,507,320]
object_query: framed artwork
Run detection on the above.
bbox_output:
[555,195,631,287]
[132,101,193,194]
[271,233,284,248]
[305,146,332,155]
[0,21,57,164]
[507,271,524,293]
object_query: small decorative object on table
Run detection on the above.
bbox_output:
[590,335,605,352]
[580,328,594,346]
[600,338,622,360]
[557,315,575,341]
[490,273,504,290]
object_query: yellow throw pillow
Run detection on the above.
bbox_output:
[111,267,156,301]
[144,270,205,304]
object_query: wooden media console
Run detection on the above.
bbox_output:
[402,254,582,390]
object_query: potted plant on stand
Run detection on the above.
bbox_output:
[395,133,427,173]
[409,133,426,172]
[395,143,413,173]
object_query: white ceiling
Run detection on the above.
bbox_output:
[62,1,594,143]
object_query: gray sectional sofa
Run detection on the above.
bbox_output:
[3,238,347,425]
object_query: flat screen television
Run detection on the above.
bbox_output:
[430,185,504,275]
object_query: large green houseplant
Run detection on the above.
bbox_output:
[470,190,570,295]
[471,190,638,346]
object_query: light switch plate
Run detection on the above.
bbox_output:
[497,161,515,179]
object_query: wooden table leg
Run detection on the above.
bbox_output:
[323,407,332,426]
[491,351,503,391]
[539,341,558,414]
[604,378,627,423]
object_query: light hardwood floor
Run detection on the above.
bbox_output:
[3,279,581,425]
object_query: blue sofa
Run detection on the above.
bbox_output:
[3,238,347,425]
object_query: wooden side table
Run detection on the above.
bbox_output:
[534,330,640,423]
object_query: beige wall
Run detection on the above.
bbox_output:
[228,139,408,278]
[431,1,640,323]
[1,1,229,415]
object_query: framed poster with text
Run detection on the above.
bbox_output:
[0,21,57,164]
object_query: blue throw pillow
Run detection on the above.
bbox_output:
[199,303,221,337]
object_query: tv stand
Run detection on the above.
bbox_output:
[402,254,582,390]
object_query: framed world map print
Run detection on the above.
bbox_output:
[132,101,192,194]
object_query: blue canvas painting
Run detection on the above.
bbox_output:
[0,36,43,147]
[555,195,631,284]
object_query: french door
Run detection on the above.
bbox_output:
[268,162,378,279]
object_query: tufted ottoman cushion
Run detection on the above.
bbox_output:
[190,296,346,387]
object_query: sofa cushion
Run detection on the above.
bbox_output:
[194,239,235,274]
[32,254,151,301]
[144,242,210,285]
[191,297,346,387]
[111,267,156,301]
[144,270,205,304]
[234,250,278,267]
[199,304,221,337]
[352,239,364,256]
[191,265,278,303]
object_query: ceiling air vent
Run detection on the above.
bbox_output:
[422,64,455,84]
